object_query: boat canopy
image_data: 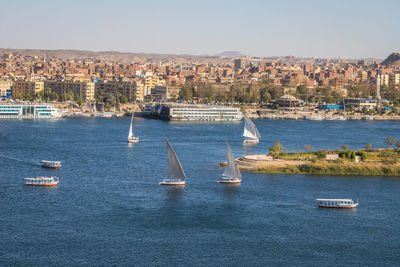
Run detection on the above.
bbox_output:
[317,199,354,202]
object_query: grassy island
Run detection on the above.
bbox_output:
[222,141,400,176]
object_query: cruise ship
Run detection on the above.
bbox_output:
[0,103,61,119]
[164,104,243,121]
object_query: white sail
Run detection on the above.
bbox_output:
[93,102,97,113]
[165,139,186,181]
[128,111,134,140]
[223,143,241,179]
[243,114,261,140]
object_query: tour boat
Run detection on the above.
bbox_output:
[218,143,241,184]
[243,114,261,144]
[159,139,186,186]
[24,176,59,186]
[41,160,61,169]
[127,108,139,143]
[317,199,359,209]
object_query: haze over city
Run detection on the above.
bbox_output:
[1,0,399,59]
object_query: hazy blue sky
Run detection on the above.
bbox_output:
[0,0,399,59]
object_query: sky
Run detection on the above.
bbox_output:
[0,0,399,59]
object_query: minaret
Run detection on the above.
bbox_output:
[376,73,381,102]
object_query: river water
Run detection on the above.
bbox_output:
[0,118,399,266]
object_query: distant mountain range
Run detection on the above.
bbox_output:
[214,51,246,58]
[0,48,390,64]
[381,52,400,66]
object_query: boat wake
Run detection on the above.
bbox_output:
[0,154,41,167]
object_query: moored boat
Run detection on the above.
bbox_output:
[24,176,59,186]
[317,199,359,209]
[243,114,261,144]
[159,139,186,186]
[218,143,241,184]
[41,160,61,169]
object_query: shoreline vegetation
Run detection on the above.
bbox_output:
[220,140,400,177]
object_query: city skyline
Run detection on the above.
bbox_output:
[1,0,399,59]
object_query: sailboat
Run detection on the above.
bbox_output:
[243,114,261,144]
[159,139,186,186]
[218,143,241,184]
[127,107,139,143]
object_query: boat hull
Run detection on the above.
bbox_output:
[25,183,58,186]
[159,181,185,186]
[318,204,358,209]
[217,180,241,184]
[243,139,259,144]
[41,166,61,170]
[128,138,139,143]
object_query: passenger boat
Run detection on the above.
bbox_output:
[41,160,61,169]
[127,107,139,143]
[159,139,186,186]
[0,103,61,119]
[243,114,261,144]
[24,176,59,186]
[218,143,241,184]
[317,199,359,209]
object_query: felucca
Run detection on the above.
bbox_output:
[127,107,139,143]
[243,114,261,144]
[159,139,186,186]
[218,143,241,184]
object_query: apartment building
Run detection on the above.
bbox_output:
[0,79,13,97]
[12,80,44,98]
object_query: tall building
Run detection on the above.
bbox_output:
[234,58,245,70]
[12,80,44,98]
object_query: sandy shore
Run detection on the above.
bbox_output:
[220,154,304,171]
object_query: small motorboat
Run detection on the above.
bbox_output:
[317,199,359,209]
[24,176,59,186]
[41,160,61,169]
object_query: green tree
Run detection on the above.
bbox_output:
[269,141,283,159]
[315,149,327,159]
[365,144,373,150]
[119,95,128,104]
[303,144,314,152]
[179,84,194,101]
[74,95,83,106]
[50,92,59,101]
[66,91,75,101]
[384,137,398,148]
[23,94,34,101]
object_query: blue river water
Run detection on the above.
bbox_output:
[0,118,400,266]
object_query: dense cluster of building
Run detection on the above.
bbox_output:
[0,52,399,106]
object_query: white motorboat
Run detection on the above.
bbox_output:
[41,160,61,169]
[317,199,359,209]
[24,176,59,186]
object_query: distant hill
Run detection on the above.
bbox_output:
[215,51,246,58]
[381,52,400,66]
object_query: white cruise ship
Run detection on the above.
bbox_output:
[0,103,61,119]
[168,105,243,121]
